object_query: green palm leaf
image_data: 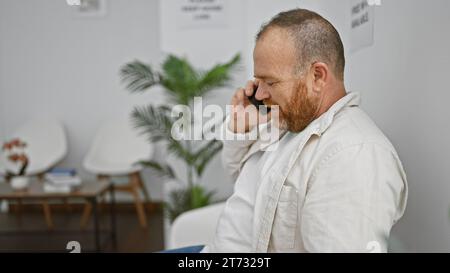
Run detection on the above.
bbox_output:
[136,160,176,179]
[167,138,196,166]
[120,60,160,92]
[165,185,215,222]
[193,140,223,177]
[131,104,173,142]
[160,55,199,105]
[197,54,241,96]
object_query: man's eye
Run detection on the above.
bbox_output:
[267,82,276,86]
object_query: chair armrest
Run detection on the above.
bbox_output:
[168,202,226,249]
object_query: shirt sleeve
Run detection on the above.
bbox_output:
[300,142,408,253]
[220,115,258,182]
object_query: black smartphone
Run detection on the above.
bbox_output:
[247,86,271,114]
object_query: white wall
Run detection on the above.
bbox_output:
[344,0,450,253]
[0,0,165,200]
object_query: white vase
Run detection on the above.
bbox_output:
[11,176,30,190]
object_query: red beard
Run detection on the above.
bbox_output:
[268,81,321,133]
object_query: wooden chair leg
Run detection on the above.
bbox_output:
[130,174,147,228]
[79,174,109,229]
[37,173,59,227]
[41,199,54,229]
[97,175,110,213]
[134,172,152,210]
[80,202,92,229]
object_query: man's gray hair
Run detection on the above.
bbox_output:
[256,9,345,81]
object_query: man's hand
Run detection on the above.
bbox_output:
[228,80,271,134]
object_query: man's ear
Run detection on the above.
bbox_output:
[310,62,328,94]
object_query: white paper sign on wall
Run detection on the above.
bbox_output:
[350,0,378,52]
[176,0,229,30]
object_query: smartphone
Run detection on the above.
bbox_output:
[247,86,271,114]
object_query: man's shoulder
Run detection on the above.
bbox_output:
[317,106,398,155]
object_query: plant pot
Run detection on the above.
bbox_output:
[11,176,30,190]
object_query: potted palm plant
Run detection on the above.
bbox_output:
[120,53,240,222]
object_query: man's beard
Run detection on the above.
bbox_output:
[276,81,321,133]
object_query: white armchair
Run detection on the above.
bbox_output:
[0,117,67,177]
[82,117,154,228]
[168,202,226,249]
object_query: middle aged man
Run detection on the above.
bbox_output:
[200,8,408,253]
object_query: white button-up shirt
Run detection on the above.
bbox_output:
[205,92,408,253]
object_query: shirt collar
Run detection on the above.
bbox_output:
[309,92,360,136]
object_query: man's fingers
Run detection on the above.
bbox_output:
[231,88,245,106]
[228,80,262,134]
[244,80,255,97]
[231,80,258,106]
[236,88,246,103]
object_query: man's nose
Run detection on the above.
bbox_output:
[255,86,270,101]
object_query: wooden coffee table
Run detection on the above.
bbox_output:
[0,179,117,252]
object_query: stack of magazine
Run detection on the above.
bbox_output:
[44,168,81,193]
